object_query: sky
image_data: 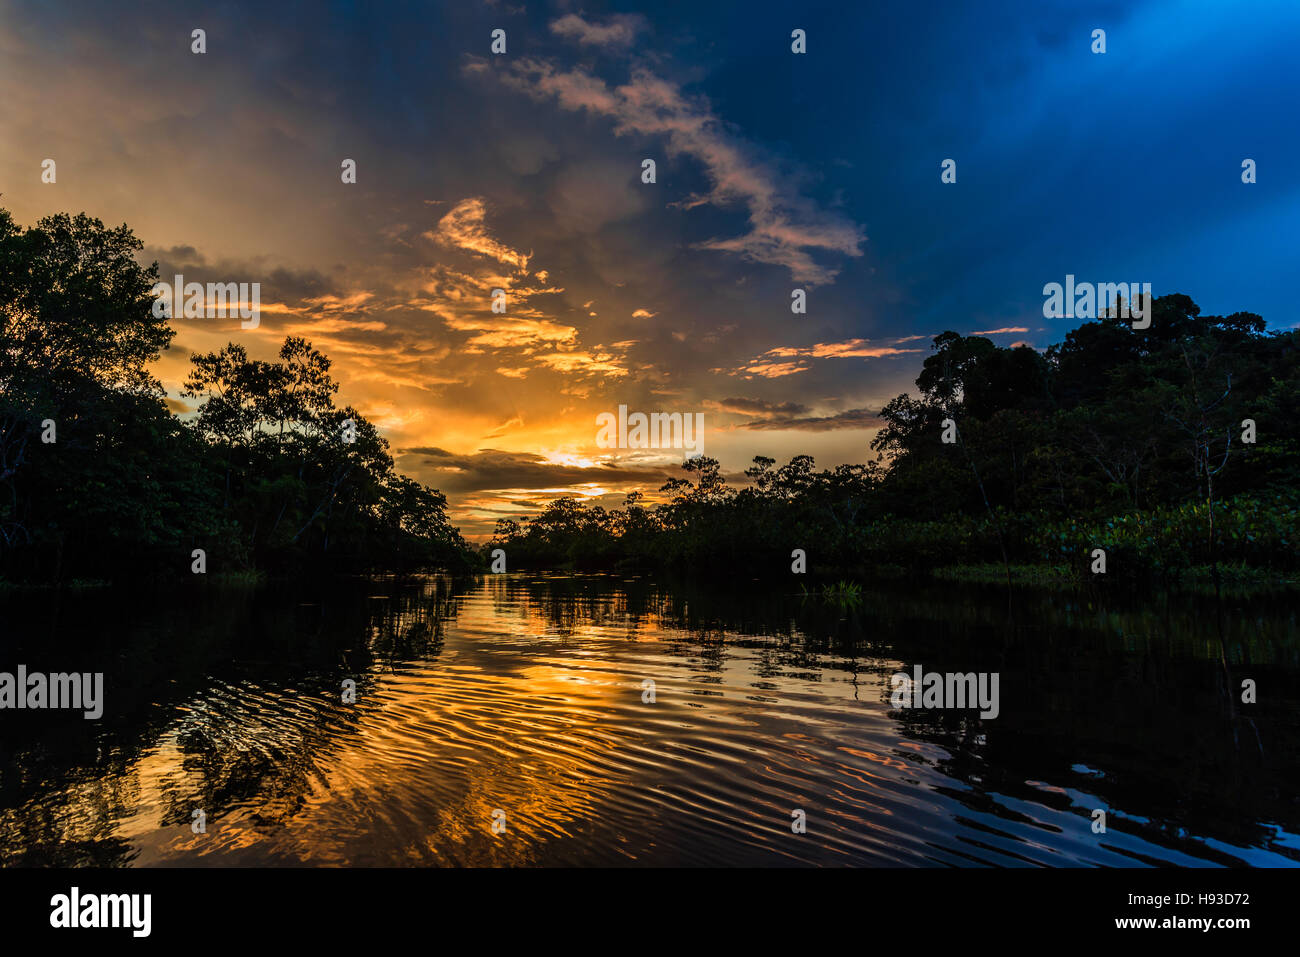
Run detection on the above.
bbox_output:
[2,0,1297,537]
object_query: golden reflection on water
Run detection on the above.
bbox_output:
[3,574,1297,867]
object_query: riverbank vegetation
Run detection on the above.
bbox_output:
[491,295,1299,586]
[0,209,474,583]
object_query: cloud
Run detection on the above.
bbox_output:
[488,59,865,284]
[971,326,1030,335]
[764,338,925,360]
[402,447,675,494]
[534,350,629,377]
[710,397,811,416]
[739,407,883,432]
[734,360,811,379]
[483,416,524,439]
[549,13,648,48]
[432,312,579,350]
[547,157,650,233]
[705,394,880,431]
[426,198,531,270]
[408,200,639,374]
[729,338,921,378]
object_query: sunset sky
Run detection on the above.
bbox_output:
[2,0,1297,537]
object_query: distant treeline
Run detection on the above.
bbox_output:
[491,295,1300,581]
[0,209,474,583]
[5,208,1298,587]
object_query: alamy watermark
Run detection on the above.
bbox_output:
[151,273,260,329]
[0,665,103,719]
[50,887,150,937]
[1042,275,1151,329]
[890,665,1000,719]
[595,404,704,454]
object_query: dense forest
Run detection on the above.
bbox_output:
[492,297,1300,584]
[0,209,474,583]
[3,207,1297,587]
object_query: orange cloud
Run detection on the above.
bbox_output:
[426,198,532,270]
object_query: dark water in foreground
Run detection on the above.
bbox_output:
[1,574,1298,867]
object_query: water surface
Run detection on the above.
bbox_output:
[1,574,1297,866]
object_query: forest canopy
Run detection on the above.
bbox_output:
[0,209,473,582]
[491,297,1299,580]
